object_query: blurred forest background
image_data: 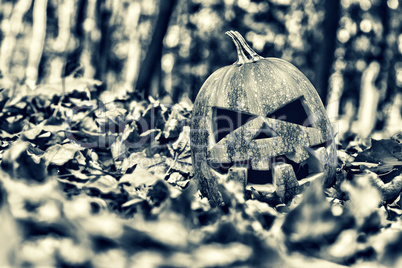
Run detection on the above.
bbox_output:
[0,0,401,141]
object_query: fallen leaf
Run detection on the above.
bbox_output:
[355,139,402,169]
[119,166,159,188]
[282,181,353,254]
[1,140,47,182]
[367,171,402,201]
[84,175,119,195]
[44,143,84,166]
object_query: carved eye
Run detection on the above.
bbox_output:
[268,98,312,127]
[213,97,311,143]
[214,108,257,142]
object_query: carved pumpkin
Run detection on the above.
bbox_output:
[190,31,336,206]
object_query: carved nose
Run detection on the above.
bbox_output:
[253,122,276,140]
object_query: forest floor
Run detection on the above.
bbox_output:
[1,76,402,267]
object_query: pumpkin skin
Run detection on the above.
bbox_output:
[190,31,336,206]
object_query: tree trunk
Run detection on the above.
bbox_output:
[134,0,177,99]
[315,0,340,105]
[80,0,98,79]
[95,0,113,83]
[26,0,48,88]
[0,0,32,74]
[123,1,142,92]
[48,0,77,82]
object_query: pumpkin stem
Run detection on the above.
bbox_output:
[225,30,262,65]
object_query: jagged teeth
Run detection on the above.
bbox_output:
[228,167,248,188]
[309,147,327,162]
[250,158,270,170]
[305,146,327,173]
[272,163,299,204]
[287,148,310,163]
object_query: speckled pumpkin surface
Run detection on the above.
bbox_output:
[190,31,336,206]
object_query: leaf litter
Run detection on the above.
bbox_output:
[1,78,402,267]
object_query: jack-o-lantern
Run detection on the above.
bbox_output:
[190,31,336,206]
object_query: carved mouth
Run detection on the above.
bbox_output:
[206,140,333,197]
[207,155,309,182]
